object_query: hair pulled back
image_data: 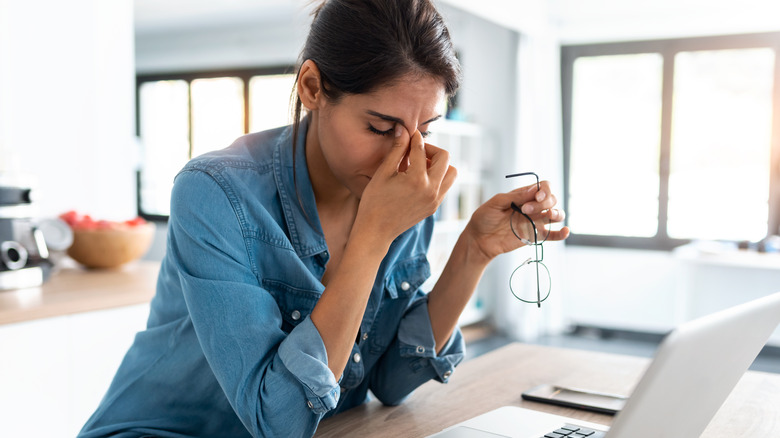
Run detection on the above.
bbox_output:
[291,0,461,152]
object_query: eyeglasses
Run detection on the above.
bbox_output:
[505,172,551,308]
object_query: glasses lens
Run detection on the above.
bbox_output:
[509,257,551,305]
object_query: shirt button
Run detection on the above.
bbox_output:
[353,352,361,363]
[400,281,411,291]
[291,310,301,321]
[306,400,314,409]
[443,371,452,379]
[362,332,369,341]
[416,345,425,354]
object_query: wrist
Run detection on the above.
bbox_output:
[347,216,394,258]
[457,223,494,268]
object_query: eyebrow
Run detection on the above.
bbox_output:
[365,110,441,130]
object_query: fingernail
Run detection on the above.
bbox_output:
[522,204,534,214]
[536,191,546,201]
[395,125,403,138]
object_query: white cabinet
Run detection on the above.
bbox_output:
[0,304,149,437]
[563,245,780,347]
[675,244,780,346]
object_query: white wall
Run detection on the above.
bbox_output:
[0,0,137,221]
[549,0,780,44]
[135,20,309,74]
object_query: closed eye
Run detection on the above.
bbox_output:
[368,124,394,136]
[368,124,432,138]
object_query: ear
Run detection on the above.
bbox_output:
[297,59,324,111]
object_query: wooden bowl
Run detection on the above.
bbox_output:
[66,223,155,269]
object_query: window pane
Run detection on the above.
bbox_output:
[249,74,296,132]
[569,53,664,237]
[191,77,245,158]
[668,48,774,241]
[138,80,190,216]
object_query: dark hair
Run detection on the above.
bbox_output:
[291,0,461,160]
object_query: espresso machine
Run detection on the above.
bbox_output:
[0,183,53,290]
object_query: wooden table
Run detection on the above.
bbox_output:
[0,260,159,325]
[315,343,780,437]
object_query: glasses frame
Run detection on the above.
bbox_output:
[506,172,552,308]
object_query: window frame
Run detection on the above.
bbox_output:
[135,65,296,221]
[561,32,780,250]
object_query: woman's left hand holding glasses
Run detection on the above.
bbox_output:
[463,181,570,264]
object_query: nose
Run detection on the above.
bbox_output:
[403,123,421,136]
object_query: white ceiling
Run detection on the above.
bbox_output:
[134,0,780,41]
[133,0,311,34]
[549,0,780,43]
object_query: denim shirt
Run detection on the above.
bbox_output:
[78,119,465,438]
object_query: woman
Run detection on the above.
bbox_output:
[79,0,568,436]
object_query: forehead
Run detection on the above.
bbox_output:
[348,74,446,118]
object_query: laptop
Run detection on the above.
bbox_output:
[428,291,780,438]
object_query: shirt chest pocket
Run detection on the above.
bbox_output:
[383,255,431,299]
[263,279,321,333]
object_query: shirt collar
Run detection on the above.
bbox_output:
[273,116,329,259]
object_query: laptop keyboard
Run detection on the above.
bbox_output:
[540,423,607,438]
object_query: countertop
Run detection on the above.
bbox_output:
[0,260,159,326]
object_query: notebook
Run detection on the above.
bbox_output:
[428,291,780,438]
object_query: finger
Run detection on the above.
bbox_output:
[510,180,555,212]
[437,165,458,200]
[543,226,570,242]
[399,147,412,172]
[486,191,526,213]
[424,143,451,185]
[528,208,564,227]
[375,124,410,177]
[547,208,566,223]
[406,130,427,174]
[522,192,557,215]
[507,183,544,205]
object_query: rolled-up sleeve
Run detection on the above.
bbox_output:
[277,316,340,414]
[369,295,465,406]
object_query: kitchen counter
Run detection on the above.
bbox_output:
[0,260,159,326]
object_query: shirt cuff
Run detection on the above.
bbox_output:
[278,316,341,414]
[397,299,465,383]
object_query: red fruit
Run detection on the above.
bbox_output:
[78,215,97,230]
[60,211,147,230]
[59,210,81,227]
[125,217,147,227]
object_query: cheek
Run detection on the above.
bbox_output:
[346,136,392,171]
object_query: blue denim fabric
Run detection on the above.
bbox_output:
[77,119,465,438]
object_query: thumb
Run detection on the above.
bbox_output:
[375,124,410,177]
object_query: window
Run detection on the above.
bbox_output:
[562,33,780,250]
[136,67,296,219]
